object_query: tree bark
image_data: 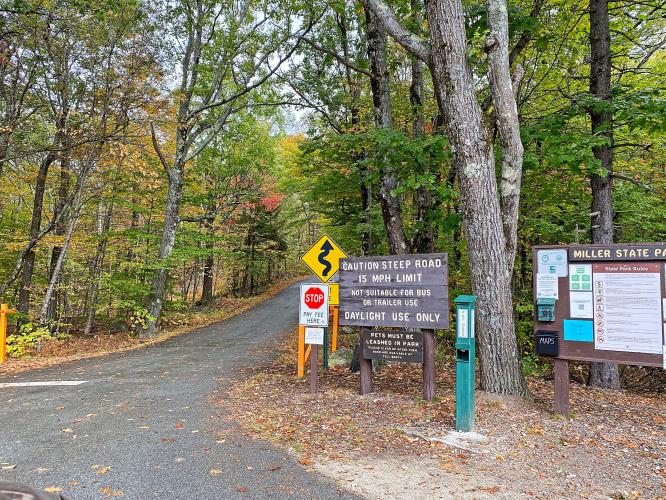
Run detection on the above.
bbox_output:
[588,0,620,389]
[485,0,524,272]
[140,162,184,337]
[84,202,113,335]
[365,7,407,255]
[18,152,56,315]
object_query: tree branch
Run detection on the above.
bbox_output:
[360,0,431,63]
[299,36,373,77]
[150,122,170,173]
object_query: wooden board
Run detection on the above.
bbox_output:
[339,253,449,329]
[533,244,664,367]
[362,329,423,363]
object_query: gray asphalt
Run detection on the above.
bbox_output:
[0,283,358,499]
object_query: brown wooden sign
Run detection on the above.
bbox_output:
[339,253,449,329]
[533,244,664,368]
[568,243,666,262]
[362,329,423,363]
[534,244,666,418]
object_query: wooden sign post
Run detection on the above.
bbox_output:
[340,253,448,401]
[299,284,329,393]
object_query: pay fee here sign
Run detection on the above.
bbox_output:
[299,283,330,327]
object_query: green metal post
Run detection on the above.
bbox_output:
[323,327,329,369]
[454,295,477,432]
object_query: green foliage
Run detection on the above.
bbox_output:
[5,323,63,358]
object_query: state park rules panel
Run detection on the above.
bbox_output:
[533,243,666,367]
[339,253,449,329]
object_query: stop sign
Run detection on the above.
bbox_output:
[304,287,325,309]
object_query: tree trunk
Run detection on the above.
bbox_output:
[588,0,620,389]
[426,0,525,394]
[84,202,113,335]
[485,0,524,271]
[18,152,56,315]
[39,175,84,326]
[46,164,70,324]
[410,0,436,254]
[201,249,215,306]
[365,7,407,255]
[201,215,215,306]
[139,163,184,337]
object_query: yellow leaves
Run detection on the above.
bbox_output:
[100,486,124,497]
[1,463,16,470]
[527,425,545,435]
[95,466,113,475]
[61,428,75,433]
[210,468,222,476]
[44,487,63,493]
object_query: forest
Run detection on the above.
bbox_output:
[0,0,664,394]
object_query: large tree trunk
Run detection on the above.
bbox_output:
[363,0,526,395]
[18,152,56,315]
[139,163,184,337]
[410,0,436,254]
[485,0,524,272]
[426,0,525,394]
[365,7,407,255]
[588,0,620,389]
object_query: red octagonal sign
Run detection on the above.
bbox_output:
[304,287,325,309]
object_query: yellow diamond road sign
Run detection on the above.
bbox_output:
[301,235,348,283]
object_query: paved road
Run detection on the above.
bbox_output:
[0,283,356,499]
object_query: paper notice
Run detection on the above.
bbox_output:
[536,273,559,299]
[537,249,568,277]
[458,309,469,339]
[570,291,593,319]
[593,263,662,354]
[569,264,593,291]
[304,327,324,345]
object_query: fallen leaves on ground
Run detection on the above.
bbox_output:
[0,276,306,376]
[100,486,124,497]
[215,330,666,499]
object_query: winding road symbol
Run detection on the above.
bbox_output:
[318,240,334,277]
[300,235,348,283]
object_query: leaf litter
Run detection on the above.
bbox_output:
[216,331,666,499]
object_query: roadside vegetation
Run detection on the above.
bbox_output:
[0,0,664,394]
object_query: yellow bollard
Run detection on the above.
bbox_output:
[0,303,16,364]
[297,325,305,377]
[331,306,339,353]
